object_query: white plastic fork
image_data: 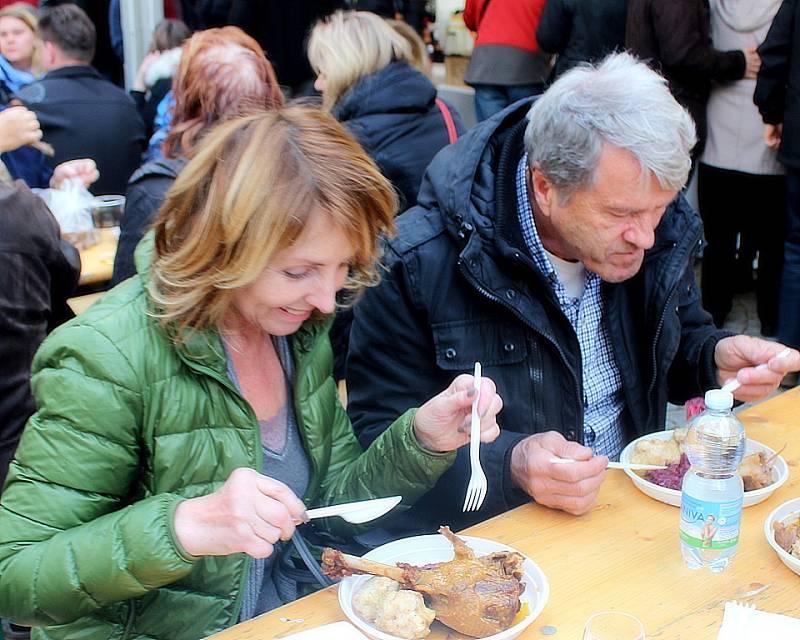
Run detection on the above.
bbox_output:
[463,362,487,512]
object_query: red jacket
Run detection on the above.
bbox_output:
[463,0,546,53]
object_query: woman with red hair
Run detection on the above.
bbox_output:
[112,26,283,284]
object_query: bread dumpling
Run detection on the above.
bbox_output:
[374,590,435,639]
[352,576,400,622]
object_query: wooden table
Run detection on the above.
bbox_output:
[209,389,800,640]
[78,227,118,285]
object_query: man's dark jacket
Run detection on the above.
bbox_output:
[0,180,79,490]
[332,61,464,211]
[754,0,800,170]
[626,0,745,150]
[537,0,628,79]
[346,100,724,538]
[111,156,186,285]
[16,65,146,195]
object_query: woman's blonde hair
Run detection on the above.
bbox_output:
[308,10,412,110]
[0,2,42,75]
[149,105,397,339]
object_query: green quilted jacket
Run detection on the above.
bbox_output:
[0,237,455,639]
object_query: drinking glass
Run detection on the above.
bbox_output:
[91,195,125,229]
[583,611,645,640]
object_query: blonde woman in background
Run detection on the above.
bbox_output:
[0,2,41,104]
[0,106,503,640]
[308,10,463,211]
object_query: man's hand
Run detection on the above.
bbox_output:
[764,123,782,149]
[510,431,607,515]
[51,158,99,189]
[743,47,761,79]
[0,106,41,153]
[715,335,800,401]
[413,374,502,452]
[173,468,307,559]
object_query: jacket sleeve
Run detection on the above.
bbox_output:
[462,0,482,32]
[0,325,196,627]
[536,0,571,54]
[651,0,745,82]
[754,0,796,124]
[666,236,730,403]
[347,232,530,522]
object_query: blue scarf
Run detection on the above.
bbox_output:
[0,55,35,94]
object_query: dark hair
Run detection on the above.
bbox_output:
[149,18,191,53]
[38,4,95,63]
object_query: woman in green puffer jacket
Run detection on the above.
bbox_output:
[0,107,504,640]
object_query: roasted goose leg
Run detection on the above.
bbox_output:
[322,526,525,638]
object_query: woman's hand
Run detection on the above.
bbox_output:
[173,467,307,559]
[0,106,41,153]
[51,158,99,189]
[133,50,161,92]
[412,374,502,453]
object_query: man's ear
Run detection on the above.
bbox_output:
[529,165,555,218]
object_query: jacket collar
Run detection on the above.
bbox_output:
[43,64,102,81]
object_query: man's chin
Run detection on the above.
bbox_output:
[594,258,643,283]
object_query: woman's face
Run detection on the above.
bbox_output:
[0,16,36,70]
[231,210,355,336]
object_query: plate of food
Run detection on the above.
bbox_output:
[322,526,549,640]
[765,498,800,577]
[619,428,788,507]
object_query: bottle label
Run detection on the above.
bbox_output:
[679,493,742,550]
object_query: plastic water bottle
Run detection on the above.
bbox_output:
[679,389,745,572]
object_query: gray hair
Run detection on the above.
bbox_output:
[524,52,696,200]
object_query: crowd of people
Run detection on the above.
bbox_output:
[0,1,799,639]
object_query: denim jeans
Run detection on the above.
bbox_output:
[473,83,544,121]
[778,165,800,348]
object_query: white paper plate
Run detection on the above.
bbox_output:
[337,534,549,640]
[764,498,800,577]
[619,431,788,507]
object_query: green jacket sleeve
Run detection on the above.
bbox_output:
[0,324,196,626]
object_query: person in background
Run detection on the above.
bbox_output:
[626,0,761,161]
[0,3,41,104]
[130,19,191,139]
[388,18,430,75]
[227,0,343,96]
[308,10,464,212]
[111,26,284,286]
[536,0,628,80]
[344,53,800,542]
[0,106,503,640]
[16,4,145,195]
[698,0,785,335]
[463,0,550,121]
[754,0,800,362]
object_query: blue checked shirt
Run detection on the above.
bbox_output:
[516,155,625,459]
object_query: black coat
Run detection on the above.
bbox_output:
[16,65,146,196]
[333,61,464,211]
[111,156,186,285]
[346,100,724,539]
[0,180,79,489]
[537,0,628,79]
[626,0,745,149]
[755,0,800,169]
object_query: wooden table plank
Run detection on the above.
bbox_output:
[208,388,800,639]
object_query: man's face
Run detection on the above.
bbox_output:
[530,145,678,283]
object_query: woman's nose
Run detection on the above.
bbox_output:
[308,276,338,315]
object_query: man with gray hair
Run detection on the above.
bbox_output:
[344,53,799,538]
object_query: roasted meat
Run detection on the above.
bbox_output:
[322,526,525,638]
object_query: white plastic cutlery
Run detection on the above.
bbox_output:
[549,458,667,471]
[721,348,791,394]
[463,362,488,512]
[304,496,402,524]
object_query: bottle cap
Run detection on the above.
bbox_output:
[704,389,734,411]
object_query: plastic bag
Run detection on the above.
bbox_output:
[34,178,96,250]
